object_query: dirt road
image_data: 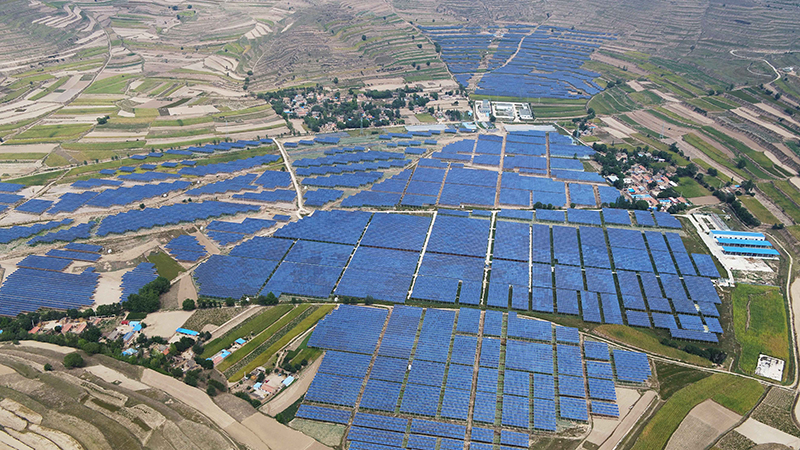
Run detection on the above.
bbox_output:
[261,356,322,416]
[598,390,657,450]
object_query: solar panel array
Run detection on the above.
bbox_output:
[331,132,628,209]
[422,25,613,99]
[120,262,159,301]
[189,207,716,340]
[299,305,650,445]
[165,235,207,262]
[0,261,98,316]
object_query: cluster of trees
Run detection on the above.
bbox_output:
[661,339,727,364]
[234,391,262,408]
[713,190,761,227]
[122,277,170,313]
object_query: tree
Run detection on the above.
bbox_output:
[361,34,367,41]
[736,158,747,169]
[96,116,108,125]
[44,363,52,371]
[333,77,338,85]
[63,352,84,369]
[740,179,755,193]
[434,42,441,53]
[707,167,718,177]
[182,299,196,311]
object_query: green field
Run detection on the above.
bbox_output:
[594,325,711,367]
[201,305,293,358]
[84,75,133,94]
[146,251,185,280]
[683,133,748,179]
[414,113,436,123]
[29,76,69,101]
[61,141,145,151]
[10,124,92,143]
[587,88,638,115]
[216,305,311,371]
[7,170,66,186]
[700,126,778,178]
[758,182,800,224]
[675,177,710,198]
[230,305,335,381]
[732,284,790,380]
[632,374,764,450]
[739,195,779,224]
[655,362,710,400]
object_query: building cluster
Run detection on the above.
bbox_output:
[618,163,690,209]
[709,230,779,258]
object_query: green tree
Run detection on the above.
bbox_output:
[182,298,196,311]
[361,34,366,41]
[63,352,84,369]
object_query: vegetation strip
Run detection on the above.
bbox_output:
[229,305,335,381]
[201,304,293,358]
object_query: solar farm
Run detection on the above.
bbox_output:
[296,304,651,447]
[297,130,623,210]
[193,207,722,343]
[421,26,614,99]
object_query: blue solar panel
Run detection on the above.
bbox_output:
[295,405,351,424]
[360,380,401,411]
[559,396,588,421]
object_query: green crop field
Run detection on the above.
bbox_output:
[683,133,748,179]
[216,305,311,372]
[29,76,69,101]
[632,374,763,450]
[732,284,790,380]
[202,304,294,358]
[7,170,66,186]
[758,182,800,223]
[61,141,145,151]
[84,75,132,94]
[9,124,92,143]
[739,195,779,224]
[701,126,778,178]
[675,177,710,198]
[230,305,335,381]
[146,251,185,280]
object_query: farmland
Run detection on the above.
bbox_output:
[731,284,791,380]
[632,374,763,450]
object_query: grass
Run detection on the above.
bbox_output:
[632,373,764,450]
[594,324,712,367]
[84,75,132,95]
[647,108,700,129]
[44,153,70,167]
[146,251,185,280]
[6,170,66,186]
[414,113,436,123]
[10,124,92,143]
[701,126,779,178]
[217,305,312,372]
[29,76,69,101]
[758,182,800,223]
[655,361,710,400]
[201,305,293,357]
[230,305,334,381]
[674,177,711,198]
[739,195,779,224]
[0,153,46,161]
[731,284,790,380]
[61,141,145,151]
[683,133,748,179]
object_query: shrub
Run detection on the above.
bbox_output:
[182,299,196,311]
